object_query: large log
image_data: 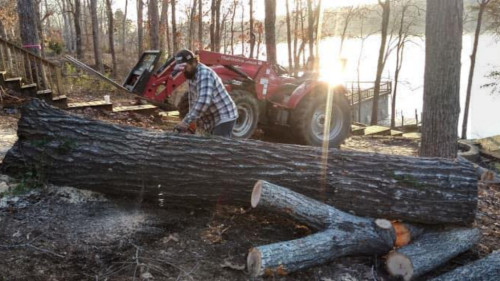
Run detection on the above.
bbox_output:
[1,100,478,224]
[386,227,481,280]
[248,181,424,277]
[430,251,500,281]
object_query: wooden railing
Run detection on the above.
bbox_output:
[345,81,392,105]
[0,37,64,96]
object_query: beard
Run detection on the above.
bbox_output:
[183,68,197,80]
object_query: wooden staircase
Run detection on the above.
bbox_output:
[0,37,156,114]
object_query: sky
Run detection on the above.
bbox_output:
[113,0,379,24]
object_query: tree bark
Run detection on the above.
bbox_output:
[90,0,103,73]
[248,181,423,277]
[137,0,144,58]
[420,0,463,158]
[74,0,84,59]
[214,0,222,51]
[387,228,481,280]
[198,0,202,49]
[17,0,41,57]
[34,0,45,57]
[122,0,128,53]
[171,0,178,52]
[264,0,277,64]
[306,0,314,58]
[2,100,479,226]
[462,0,490,140]
[285,0,293,73]
[230,0,236,55]
[249,0,255,58]
[148,0,160,50]
[160,0,170,56]
[105,0,117,79]
[188,0,197,50]
[430,250,500,281]
[371,0,391,125]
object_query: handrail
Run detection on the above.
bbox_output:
[0,37,58,67]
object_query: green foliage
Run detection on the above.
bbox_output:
[392,172,425,188]
[11,171,43,196]
[48,40,64,55]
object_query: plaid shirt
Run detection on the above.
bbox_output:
[182,63,238,131]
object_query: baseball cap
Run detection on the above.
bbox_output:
[174,49,196,64]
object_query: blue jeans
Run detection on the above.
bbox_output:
[212,120,236,138]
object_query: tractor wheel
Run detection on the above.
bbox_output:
[177,91,190,119]
[290,88,351,147]
[230,90,259,139]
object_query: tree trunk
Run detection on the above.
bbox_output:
[105,0,117,79]
[66,0,75,53]
[420,0,463,158]
[240,1,245,55]
[249,0,255,58]
[230,0,236,55]
[148,0,160,50]
[215,0,222,52]
[34,0,45,57]
[188,0,197,50]
[74,0,83,59]
[61,0,71,52]
[371,0,391,125]
[462,1,489,140]
[2,100,479,226]
[122,0,128,53]
[306,0,314,58]
[0,20,6,39]
[198,0,202,49]
[264,0,277,64]
[171,0,178,52]
[160,0,171,56]
[137,0,144,57]
[90,0,103,73]
[285,0,293,73]
[293,0,300,75]
[17,0,41,56]
[391,6,408,129]
[387,228,481,280]
[430,250,500,281]
[248,181,423,277]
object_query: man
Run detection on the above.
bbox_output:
[173,49,238,138]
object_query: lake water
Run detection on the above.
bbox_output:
[270,35,500,139]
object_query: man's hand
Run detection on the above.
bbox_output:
[174,122,189,133]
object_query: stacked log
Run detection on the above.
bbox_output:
[430,251,500,281]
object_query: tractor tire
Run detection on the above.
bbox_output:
[230,90,259,139]
[290,88,351,147]
[177,91,190,119]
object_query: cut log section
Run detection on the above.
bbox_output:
[2,100,478,225]
[430,251,500,281]
[386,228,481,281]
[248,181,425,277]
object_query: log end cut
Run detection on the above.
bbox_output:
[247,248,263,277]
[387,251,414,281]
[251,180,264,208]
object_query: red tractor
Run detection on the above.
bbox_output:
[123,50,351,147]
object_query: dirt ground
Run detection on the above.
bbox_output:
[1,106,499,281]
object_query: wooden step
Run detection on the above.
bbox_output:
[67,100,113,111]
[390,130,404,137]
[113,104,157,114]
[50,95,68,109]
[364,125,392,136]
[37,89,53,95]
[21,83,38,96]
[4,77,22,91]
[351,125,366,136]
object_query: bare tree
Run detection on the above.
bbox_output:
[420,0,463,158]
[286,0,293,72]
[188,0,197,50]
[249,0,255,58]
[105,0,117,78]
[306,0,314,58]
[137,0,144,57]
[338,6,358,57]
[171,0,178,52]
[149,0,160,50]
[73,0,83,59]
[160,0,170,55]
[264,0,277,64]
[370,0,391,125]
[241,1,245,54]
[122,0,128,53]
[198,0,202,49]
[462,0,492,139]
[90,0,103,72]
[230,0,237,55]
